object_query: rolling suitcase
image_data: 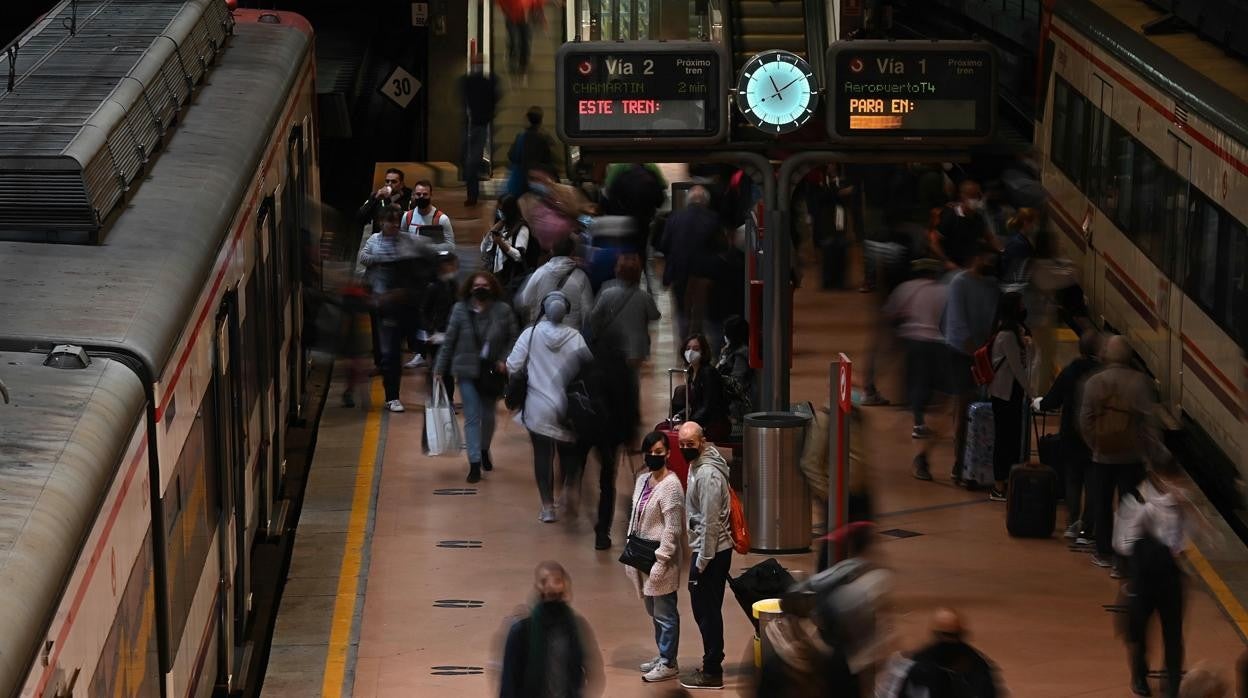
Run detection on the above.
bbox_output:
[959,401,995,488]
[1006,463,1059,537]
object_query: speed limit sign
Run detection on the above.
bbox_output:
[380,65,421,109]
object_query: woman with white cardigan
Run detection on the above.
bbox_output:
[505,290,592,522]
[624,431,687,683]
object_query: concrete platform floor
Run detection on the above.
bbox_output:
[264,251,1247,697]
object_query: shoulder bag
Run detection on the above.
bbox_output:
[471,309,507,398]
[618,479,660,574]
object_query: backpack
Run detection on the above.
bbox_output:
[970,333,1005,386]
[728,485,750,554]
[1089,378,1135,454]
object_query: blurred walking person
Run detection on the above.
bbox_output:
[507,107,556,197]
[943,244,1000,482]
[496,0,537,80]
[623,432,687,683]
[499,561,604,698]
[881,608,1003,697]
[586,253,660,549]
[1115,461,1211,697]
[657,185,721,351]
[482,195,536,298]
[459,53,500,207]
[435,271,518,483]
[506,291,592,522]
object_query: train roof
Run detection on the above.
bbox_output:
[1055,0,1248,147]
[0,20,311,379]
[0,351,146,693]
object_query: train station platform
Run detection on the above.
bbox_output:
[263,239,1248,696]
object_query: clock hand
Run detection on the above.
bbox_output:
[778,75,804,91]
[768,74,784,100]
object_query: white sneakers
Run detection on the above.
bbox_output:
[403,355,426,369]
[642,662,679,683]
[386,400,405,413]
[539,506,558,523]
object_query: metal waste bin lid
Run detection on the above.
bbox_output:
[744,411,811,428]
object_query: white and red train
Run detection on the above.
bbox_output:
[0,2,318,696]
[1038,0,1248,493]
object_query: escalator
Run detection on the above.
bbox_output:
[729,0,810,74]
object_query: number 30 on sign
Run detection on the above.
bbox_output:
[381,65,422,108]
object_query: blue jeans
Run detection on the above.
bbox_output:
[463,123,488,203]
[458,377,497,465]
[644,592,680,666]
[378,310,404,402]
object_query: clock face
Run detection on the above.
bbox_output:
[735,50,819,135]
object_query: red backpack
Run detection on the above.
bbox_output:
[970,333,1001,386]
[728,487,750,555]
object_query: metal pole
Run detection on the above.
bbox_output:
[827,353,851,568]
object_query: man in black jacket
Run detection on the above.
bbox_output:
[901,608,1002,697]
[356,168,412,225]
[1034,329,1102,543]
[499,561,603,698]
[459,55,500,207]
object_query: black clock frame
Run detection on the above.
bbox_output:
[733,49,820,136]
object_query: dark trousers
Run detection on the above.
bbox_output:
[950,352,974,473]
[1089,461,1146,559]
[689,547,732,675]
[505,18,530,73]
[905,339,946,427]
[1128,537,1184,695]
[1064,445,1092,529]
[463,123,488,203]
[377,310,404,402]
[369,309,383,367]
[990,382,1026,483]
[580,440,619,537]
[529,432,584,507]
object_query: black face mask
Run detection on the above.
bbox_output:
[413,197,431,209]
[471,287,492,302]
[644,454,666,471]
[680,447,700,463]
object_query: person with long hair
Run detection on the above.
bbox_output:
[624,432,687,683]
[671,333,731,442]
[987,291,1031,500]
[481,194,535,296]
[435,271,519,483]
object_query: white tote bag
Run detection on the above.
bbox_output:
[423,381,463,457]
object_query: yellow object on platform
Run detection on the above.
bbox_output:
[752,598,783,668]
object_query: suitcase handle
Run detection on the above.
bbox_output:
[667,367,688,422]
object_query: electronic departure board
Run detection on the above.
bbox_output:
[556,42,729,145]
[825,41,997,143]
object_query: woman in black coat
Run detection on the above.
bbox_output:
[672,333,732,442]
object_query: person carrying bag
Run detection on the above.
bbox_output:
[423,379,463,457]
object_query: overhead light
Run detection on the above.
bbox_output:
[44,345,90,370]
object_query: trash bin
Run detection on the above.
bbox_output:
[743,411,812,553]
[751,598,783,668]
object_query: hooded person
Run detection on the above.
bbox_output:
[677,421,734,690]
[506,291,593,522]
[516,236,595,329]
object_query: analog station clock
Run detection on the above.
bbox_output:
[734,50,819,135]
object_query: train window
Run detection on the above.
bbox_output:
[242,272,261,416]
[163,415,216,650]
[1132,148,1165,267]
[1225,221,1247,348]
[1105,124,1134,229]
[1051,79,1072,176]
[1087,106,1112,207]
[1186,195,1220,311]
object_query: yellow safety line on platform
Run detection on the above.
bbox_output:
[1186,544,1248,641]
[321,376,384,697]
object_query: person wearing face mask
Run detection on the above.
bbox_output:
[934,179,1000,269]
[678,421,734,691]
[622,431,687,684]
[499,561,605,698]
[356,167,412,225]
[435,270,518,483]
[506,291,593,522]
[401,179,455,254]
[671,334,732,443]
[986,292,1032,501]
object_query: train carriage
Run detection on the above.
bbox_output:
[0,1,318,696]
[1038,0,1248,493]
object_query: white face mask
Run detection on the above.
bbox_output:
[684,349,702,365]
[439,272,457,282]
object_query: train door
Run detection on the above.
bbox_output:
[1089,75,1113,321]
[284,127,305,425]
[211,294,247,692]
[1163,134,1192,412]
[255,203,277,535]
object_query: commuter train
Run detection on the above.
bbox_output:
[1037,0,1248,492]
[0,2,317,696]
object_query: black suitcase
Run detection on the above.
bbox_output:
[1006,463,1058,537]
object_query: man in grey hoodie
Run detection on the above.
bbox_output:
[678,421,734,690]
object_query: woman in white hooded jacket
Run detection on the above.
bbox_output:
[624,431,686,683]
[506,291,593,522]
